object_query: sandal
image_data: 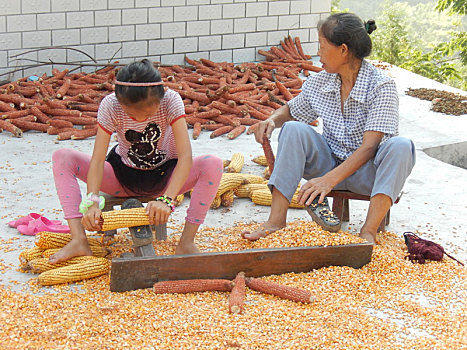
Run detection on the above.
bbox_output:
[305,196,341,232]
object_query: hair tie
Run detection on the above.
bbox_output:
[115,80,164,87]
[365,22,369,32]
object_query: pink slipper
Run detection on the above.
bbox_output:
[8,213,62,228]
[17,216,70,236]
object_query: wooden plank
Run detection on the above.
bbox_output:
[110,243,373,292]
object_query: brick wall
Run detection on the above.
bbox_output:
[0,0,330,80]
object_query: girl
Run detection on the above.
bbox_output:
[50,59,223,263]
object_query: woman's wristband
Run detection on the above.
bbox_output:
[155,195,175,212]
[79,192,105,214]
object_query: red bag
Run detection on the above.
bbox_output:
[403,232,464,265]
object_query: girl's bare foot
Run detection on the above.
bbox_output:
[241,223,285,241]
[49,238,93,264]
[175,241,200,255]
[359,231,376,244]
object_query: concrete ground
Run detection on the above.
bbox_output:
[0,64,466,292]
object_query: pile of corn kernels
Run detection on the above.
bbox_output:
[0,220,465,349]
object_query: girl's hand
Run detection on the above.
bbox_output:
[146,200,171,226]
[254,119,275,144]
[297,177,334,206]
[81,205,102,231]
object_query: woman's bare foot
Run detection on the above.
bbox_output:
[359,231,376,244]
[49,238,93,264]
[241,223,285,241]
[175,241,200,255]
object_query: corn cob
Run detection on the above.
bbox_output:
[234,183,269,198]
[252,155,268,167]
[210,195,222,209]
[262,135,275,174]
[153,279,234,294]
[173,193,185,207]
[263,167,271,179]
[222,159,231,168]
[221,190,235,207]
[99,207,150,231]
[250,189,305,209]
[216,173,249,197]
[245,277,315,304]
[27,256,101,274]
[35,232,102,249]
[240,173,266,184]
[229,272,246,314]
[226,152,244,173]
[19,247,44,267]
[38,257,111,286]
[42,245,109,258]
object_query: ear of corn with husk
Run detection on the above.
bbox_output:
[38,257,111,286]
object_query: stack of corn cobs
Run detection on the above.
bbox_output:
[19,231,111,286]
[0,36,321,140]
[153,272,315,315]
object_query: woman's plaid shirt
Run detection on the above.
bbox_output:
[288,60,399,161]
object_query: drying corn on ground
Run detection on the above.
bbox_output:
[1,64,467,348]
[0,220,465,349]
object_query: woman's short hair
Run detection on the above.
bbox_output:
[115,59,165,105]
[318,13,377,59]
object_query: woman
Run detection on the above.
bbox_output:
[242,13,415,244]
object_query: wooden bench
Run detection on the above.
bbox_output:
[99,193,167,241]
[327,191,402,232]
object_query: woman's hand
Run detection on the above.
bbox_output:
[146,200,172,226]
[254,119,275,143]
[297,177,334,206]
[81,205,102,231]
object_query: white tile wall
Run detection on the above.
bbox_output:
[37,13,66,30]
[1,0,330,77]
[0,16,5,32]
[21,0,50,14]
[52,29,80,46]
[51,0,79,12]
[7,15,37,33]
[0,1,21,16]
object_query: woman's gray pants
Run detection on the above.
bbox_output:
[268,121,416,204]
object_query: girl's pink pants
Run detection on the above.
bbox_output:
[52,148,223,225]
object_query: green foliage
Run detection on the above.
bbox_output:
[369,2,411,66]
[436,0,467,15]
[361,0,467,90]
